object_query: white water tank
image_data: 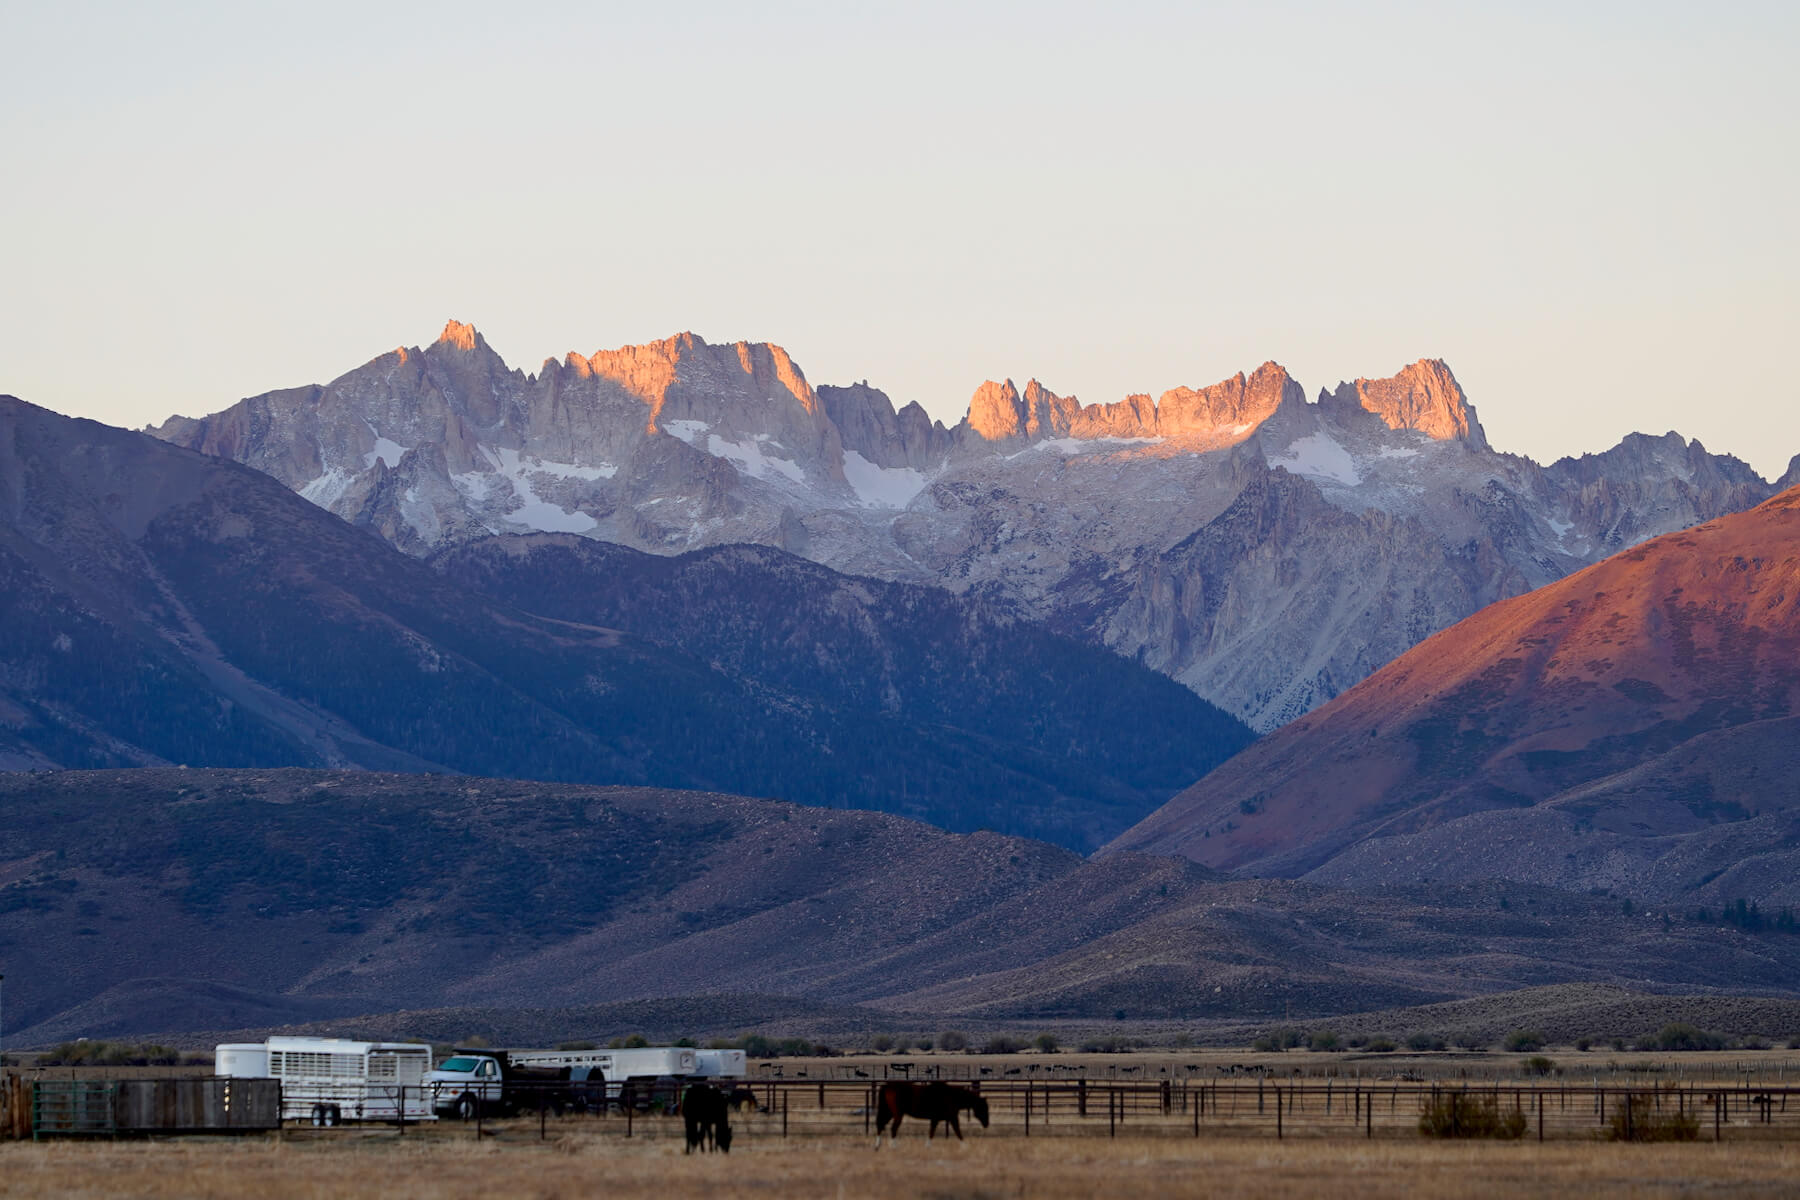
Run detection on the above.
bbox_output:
[215,1043,270,1077]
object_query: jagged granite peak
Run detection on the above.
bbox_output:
[965,378,1027,441]
[817,381,954,470]
[1326,358,1488,450]
[147,325,1791,731]
[1152,361,1305,437]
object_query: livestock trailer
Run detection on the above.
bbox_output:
[216,1036,435,1124]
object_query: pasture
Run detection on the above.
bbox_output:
[2,1127,1799,1199]
[10,1050,1800,1195]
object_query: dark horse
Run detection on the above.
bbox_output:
[682,1083,733,1153]
[874,1081,989,1147]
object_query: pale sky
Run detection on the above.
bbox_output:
[3,1,1796,476]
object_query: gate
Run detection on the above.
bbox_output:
[32,1080,116,1138]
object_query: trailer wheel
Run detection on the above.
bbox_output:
[324,1104,341,1126]
[456,1094,477,1121]
[310,1104,326,1126]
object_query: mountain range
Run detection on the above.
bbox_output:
[1108,485,1800,909]
[0,395,1248,850]
[151,321,1796,730]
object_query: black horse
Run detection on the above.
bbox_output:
[683,1083,733,1153]
[874,1081,989,1147]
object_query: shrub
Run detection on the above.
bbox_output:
[1034,1033,1059,1053]
[871,1034,895,1052]
[557,1040,598,1051]
[1502,1029,1546,1053]
[1406,1033,1447,1052]
[1365,1037,1397,1053]
[1525,1056,1556,1077]
[1418,1093,1527,1139]
[937,1030,969,1053]
[1253,1027,1304,1052]
[915,1038,933,1052]
[1575,1038,1592,1052]
[1606,1092,1699,1142]
[1308,1029,1341,1051]
[38,1041,183,1067]
[1454,1034,1490,1052]
[1650,1023,1726,1052]
[1080,1036,1134,1053]
[981,1036,1027,1055]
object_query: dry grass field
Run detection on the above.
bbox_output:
[3,1130,1800,1199]
[9,1049,1800,1196]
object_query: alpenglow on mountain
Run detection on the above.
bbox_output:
[151,321,1798,731]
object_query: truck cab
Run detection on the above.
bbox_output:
[429,1050,581,1119]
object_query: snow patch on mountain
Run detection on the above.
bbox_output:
[474,446,600,533]
[299,468,355,508]
[1269,432,1361,485]
[365,436,410,470]
[707,434,806,485]
[842,450,928,508]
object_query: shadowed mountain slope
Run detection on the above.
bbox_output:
[0,396,1249,849]
[1107,486,1800,904]
[9,770,1800,1045]
[431,533,1253,848]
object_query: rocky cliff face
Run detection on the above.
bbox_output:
[150,323,1790,730]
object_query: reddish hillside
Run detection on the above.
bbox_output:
[1107,486,1800,888]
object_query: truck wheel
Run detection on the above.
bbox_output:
[456,1094,477,1121]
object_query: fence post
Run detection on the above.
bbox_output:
[1024,1084,1030,1137]
[782,1090,788,1139]
[1537,1093,1543,1142]
[1276,1086,1283,1140]
[540,1086,547,1141]
[1108,1089,1116,1138]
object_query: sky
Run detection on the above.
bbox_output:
[3,1,1797,476]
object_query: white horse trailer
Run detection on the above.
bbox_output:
[216,1036,436,1124]
[693,1049,747,1079]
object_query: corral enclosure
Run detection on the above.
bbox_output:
[9,1051,1800,1197]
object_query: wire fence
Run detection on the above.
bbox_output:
[13,1071,1800,1143]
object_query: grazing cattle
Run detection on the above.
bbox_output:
[727,1086,760,1113]
[683,1084,733,1154]
[874,1082,990,1147]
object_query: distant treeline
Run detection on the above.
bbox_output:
[34,1041,210,1067]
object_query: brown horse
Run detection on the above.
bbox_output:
[874,1081,989,1147]
[682,1083,733,1153]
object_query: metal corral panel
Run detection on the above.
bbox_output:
[115,1078,281,1132]
[32,1081,116,1137]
